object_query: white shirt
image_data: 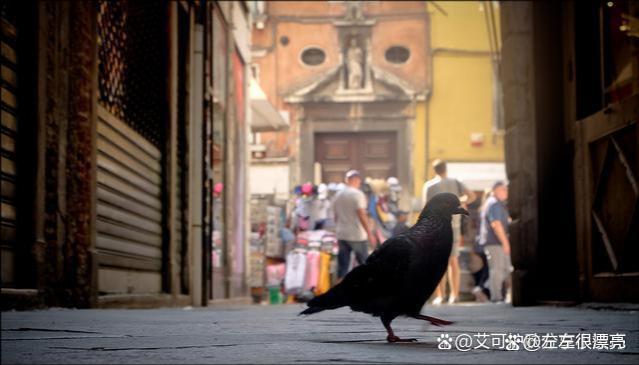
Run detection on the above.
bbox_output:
[332,186,368,241]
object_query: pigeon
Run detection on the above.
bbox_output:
[299,192,469,342]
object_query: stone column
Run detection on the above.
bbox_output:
[501,1,578,305]
[34,0,97,308]
[64,0,98,308]
[38,1,69,307]
[500,2,538,306]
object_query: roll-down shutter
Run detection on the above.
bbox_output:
[96,107,163,293]
[96,1,168,294]
[0,16,18,287]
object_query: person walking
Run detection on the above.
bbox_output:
[422,159,476,304]
[332,170,374,281]
[312,183,331,230]
[470,188,493,302]
[478,181,512,302]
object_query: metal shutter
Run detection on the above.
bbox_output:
[96,1,167,294]
[0,16,18,287]
[95,107,163,293]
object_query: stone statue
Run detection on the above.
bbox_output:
[346,38,364,89]
[346,2,363,21]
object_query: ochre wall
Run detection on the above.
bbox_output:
[426,1,504,180]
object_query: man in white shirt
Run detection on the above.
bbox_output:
[332,170,373,280]
[422,160,476,304]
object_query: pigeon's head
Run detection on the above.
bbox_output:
[420,193,469,219]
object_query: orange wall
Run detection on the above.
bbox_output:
[264,1,344,17]
[274,22,340,96]
[371,18,429,90]
[365,1,429,14]
[264,1,425,17]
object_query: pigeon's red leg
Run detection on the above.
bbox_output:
[381,316,417,343]
[413,314,454,326]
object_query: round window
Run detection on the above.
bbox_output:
[385,46,410,64]
[301,47,326,66]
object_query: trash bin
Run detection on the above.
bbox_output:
[268,286,282,305]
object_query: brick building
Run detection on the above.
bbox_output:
[250,1,430,210]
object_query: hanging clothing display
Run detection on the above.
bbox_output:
[315,252,332,296]
[304,250,321,292]
[284,250,307,294]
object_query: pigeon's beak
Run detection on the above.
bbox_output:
[454,206,469,216]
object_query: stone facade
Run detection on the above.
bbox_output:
[251,1,429,204]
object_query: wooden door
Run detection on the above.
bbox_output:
[572,1,639,302]
[359,134,397,180]
[315,132,397,183]
[575,94,638,302]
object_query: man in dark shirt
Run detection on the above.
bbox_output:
[478,181,512,302]
[391,210,410,236]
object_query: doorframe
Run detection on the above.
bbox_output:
[300,118,412,197]
[574,94,639,302]
[314,131,399,182]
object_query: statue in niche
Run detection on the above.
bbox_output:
[346,37,364,89]
[345,2,364,21]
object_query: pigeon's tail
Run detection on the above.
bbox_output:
[298,284,348,316]
[298,306,325,316]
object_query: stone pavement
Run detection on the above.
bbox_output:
[1,302,638,364]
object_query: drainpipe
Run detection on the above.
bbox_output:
[426,6,434,189]
[223,3,234,300]
[189,18,204,306]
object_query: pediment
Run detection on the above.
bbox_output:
[284,65,418,103]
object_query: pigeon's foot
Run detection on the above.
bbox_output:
[382,315,416,343]
[414,314,454,327]
[387,335,417,343]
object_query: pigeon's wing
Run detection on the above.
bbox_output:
[366,234,416,266]
[339,236,416,314]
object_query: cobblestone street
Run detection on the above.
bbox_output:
[2,303,638,364]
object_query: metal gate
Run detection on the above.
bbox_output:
[95,1,168,294]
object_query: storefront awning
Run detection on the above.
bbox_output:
[446,162,507,191]
[250,77,288,132]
